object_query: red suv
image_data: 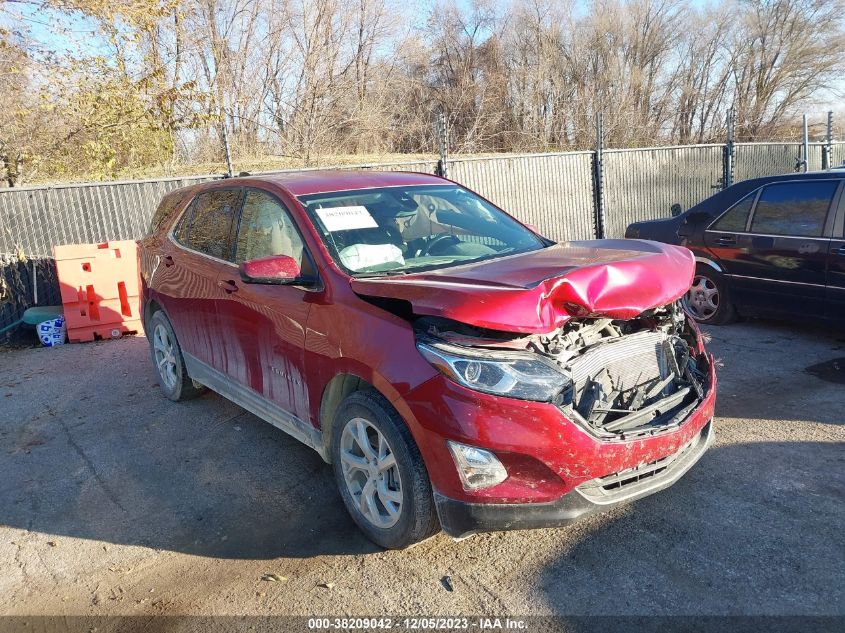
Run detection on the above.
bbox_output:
[139,171,716,549]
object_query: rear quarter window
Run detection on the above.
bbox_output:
[710,192,756,232]
[150,188,194,234]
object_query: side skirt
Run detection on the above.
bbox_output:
[183,352,327,461]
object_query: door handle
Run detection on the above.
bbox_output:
[716,235,736,246]
[832,247,845,256]
[163,255,174,267]
[219,279,239,294]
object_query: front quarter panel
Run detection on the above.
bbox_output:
[303,283,438,428]
[626,217,682,243]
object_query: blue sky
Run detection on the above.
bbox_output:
[3,2,109,60]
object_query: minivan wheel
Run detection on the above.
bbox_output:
[331,390,439,549]
[684,266,736,325]
[148,310,206,401]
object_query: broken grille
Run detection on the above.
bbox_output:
[577,422,710,503]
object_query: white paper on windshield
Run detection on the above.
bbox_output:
[339,244,405,271]
[315,205,378,232]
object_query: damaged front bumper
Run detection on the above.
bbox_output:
[436,420,713,538]
[397,302,717,537]
[396,329,716,536]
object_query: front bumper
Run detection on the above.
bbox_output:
[435,419,714,537]
[395,353,716,504]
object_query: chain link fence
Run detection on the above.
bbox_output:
[2,143,844,337]
[448,152,595,242]
[602,145,725,239]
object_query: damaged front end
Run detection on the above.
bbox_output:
[416,301,710,439]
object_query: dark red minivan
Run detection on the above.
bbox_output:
[139,171,716,549]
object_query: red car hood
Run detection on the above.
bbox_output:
[349,240,695,334]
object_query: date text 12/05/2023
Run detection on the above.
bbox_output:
[307,617,529,630]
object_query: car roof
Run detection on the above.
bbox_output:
[205,169,448,197]
[688,170,845,216]
[742,170,845,185]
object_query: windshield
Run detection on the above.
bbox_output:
[297,185,546,276]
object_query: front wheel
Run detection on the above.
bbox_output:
[331,391,439,549]
[684,266,736,325]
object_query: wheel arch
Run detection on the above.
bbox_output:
[687,261,738,325]
[318,373,375,463]
[694,256,724,273]
[144,298,163,328]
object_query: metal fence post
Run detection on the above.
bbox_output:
[823,111,833,171]
[221,117,234,178]
[798,114,809,173]
[435,110,449,178]
[722,108,735,189]
[592,113,606,239]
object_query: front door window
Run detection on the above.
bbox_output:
[234,190,305,266]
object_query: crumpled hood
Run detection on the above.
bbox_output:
[350,239,695,334]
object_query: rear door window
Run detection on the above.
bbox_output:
[183,189,241,260]
[749,181,838,237]
[711,192,756,232]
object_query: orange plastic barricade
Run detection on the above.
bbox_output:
[53,241,142,343]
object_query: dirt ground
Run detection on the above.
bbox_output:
[1,320,843,621]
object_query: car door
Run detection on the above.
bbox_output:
[155,187,242,371]
[702,190,758,278]
[214,188,315,422]
[824,181,845,321]
[706,180,840,319]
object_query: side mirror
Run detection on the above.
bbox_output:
[239,255,303,285]
[670,203,683,217]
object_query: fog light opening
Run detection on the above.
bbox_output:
[447,441,508,490]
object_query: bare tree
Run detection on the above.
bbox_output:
[5,0,845,181]
[730,0,845,139]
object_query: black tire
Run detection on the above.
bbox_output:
[331,390,439,549]
[684,265,737,325]
[147,310,206,401]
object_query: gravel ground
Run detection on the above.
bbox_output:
[1,320,843,620]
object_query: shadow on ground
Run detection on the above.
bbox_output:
[704,319,845,425]
[537,439,845,616]
[0,337,378,560]
[1,318,843,569]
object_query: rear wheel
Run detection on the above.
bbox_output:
[684,266,736,325]
[148,310,206,401]
[331,390,439,549]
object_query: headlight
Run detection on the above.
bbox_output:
[417,340,571,402]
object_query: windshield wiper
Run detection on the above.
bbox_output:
[354,271,399,278]
[400,249,521,274]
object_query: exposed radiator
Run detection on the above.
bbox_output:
[570,330,670,403]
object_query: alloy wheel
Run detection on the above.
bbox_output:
[685,275,719,320]
[153,323,178,390]
[339,417,403,529]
